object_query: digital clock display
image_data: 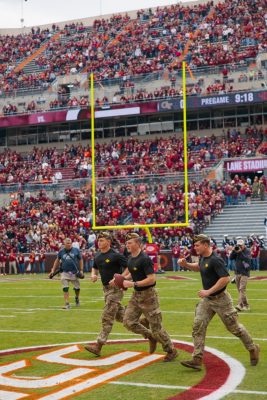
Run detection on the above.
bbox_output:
[235,93,254,103]
[158,90,266,111]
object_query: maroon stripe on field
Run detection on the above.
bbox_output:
[167,343,230,400]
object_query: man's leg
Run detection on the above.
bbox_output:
[217,292,259,365]
[143,306,177,361]
[85,287,124,356]
[124,289,176,360]
[239,275,249,308]
[62,287,70,309]
[181,299,215,370]
[235,274,243,309]
[61,273,70,309]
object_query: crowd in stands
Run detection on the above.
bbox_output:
[0,167,265,274]
[0,27,53,67]
[94,132,264,177]
[0,0,266,97]
[0,130,264,184]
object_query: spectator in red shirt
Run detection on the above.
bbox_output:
[171,243,181,272]
[8,250,17,274]
[250,240,260,271]
[0,251,6,275]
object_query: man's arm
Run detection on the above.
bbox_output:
[178,258,200,272]
[198,276,230,298]
[121,267,131,279]
[91,267,98,282]
[50,258,60,275]
[109,267,131,286]
[79,258,84,273]
[123,273,156,289]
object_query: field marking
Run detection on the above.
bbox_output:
[0,339,246,400]
[0,329,266,343]
[2,307,267,318]
[110,381,267,396]
[1,294,267,301]
[0,390,28,399]
[0,316,16,318]
[0,306,267,316]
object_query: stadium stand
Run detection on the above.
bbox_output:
[0,132,264,185]
[0,0,266,272]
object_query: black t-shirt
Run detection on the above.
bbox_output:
[127,251,155,291]
[93,249,127,285]
[199,252,229,295]
[230,248,251,277]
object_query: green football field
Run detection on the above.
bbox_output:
[0,271,266,400]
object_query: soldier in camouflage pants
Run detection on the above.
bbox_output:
[97,285,125,344]
[192,291,256,361]
[124,286,175,355]
[179,234,259,370]
[122,233,177,362]
[84,232,128,356]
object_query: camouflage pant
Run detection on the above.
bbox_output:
[97,285,125,345]
[235,274,249,308]
[123,287,174,353]
[192,291,254,360]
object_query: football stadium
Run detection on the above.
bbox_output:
[0,0,267,399]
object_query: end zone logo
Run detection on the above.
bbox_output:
[0,340,245,400]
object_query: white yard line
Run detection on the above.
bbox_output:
[1,307,267,316]
[0,329,266,343]
[109,381,267,396]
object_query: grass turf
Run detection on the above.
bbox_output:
[0,270,266,399]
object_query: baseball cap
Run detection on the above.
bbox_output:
[236,239,244,245]
[125,232,141,241]
[97,232,112,241]
[193,234,210,243]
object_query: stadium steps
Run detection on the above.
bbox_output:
[204,199,267,247]
[14,31,62,74]
[22,59,48,75]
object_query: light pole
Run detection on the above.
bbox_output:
[100,0,102,16]
[20,0,24,29]
[21,0,28,30]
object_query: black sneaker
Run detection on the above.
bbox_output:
[75,297,80,306]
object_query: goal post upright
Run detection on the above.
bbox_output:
[90,61,189,238]
[182,61,189,226]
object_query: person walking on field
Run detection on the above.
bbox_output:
[121,232,177,362]
[230,239,251,311]
[178,234,259,370]
[50,238,84,309]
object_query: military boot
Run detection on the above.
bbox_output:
[163,348,178,362]
[148,337,157,354]
[84,342,103,356]
[180,357,202,370]
[249,344,260,366]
